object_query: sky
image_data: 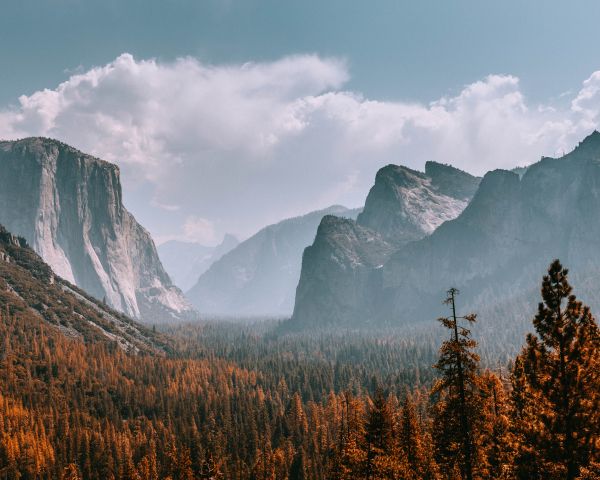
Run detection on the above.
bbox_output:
[1,1,600,244]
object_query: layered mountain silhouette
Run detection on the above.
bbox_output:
[290,132,600,338]
[187,205,361,316]
[0,138,195,323]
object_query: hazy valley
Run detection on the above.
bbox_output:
[2,6,600,477]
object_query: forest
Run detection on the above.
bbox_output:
[0,259,598,479]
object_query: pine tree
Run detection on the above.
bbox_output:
[331,392,367,480]
[511,260,600,479]
[431,288,481,480]
[478,371,511,479]
[399,395,426,478]
[363,386,403,479]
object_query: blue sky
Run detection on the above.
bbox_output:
[2,1,600,105]
[1,1,600,243]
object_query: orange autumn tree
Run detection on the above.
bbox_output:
[511,260,600,480]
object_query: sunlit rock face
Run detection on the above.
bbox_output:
[0,137,195,323]
[357,162,480,243]
[290,161,480,328]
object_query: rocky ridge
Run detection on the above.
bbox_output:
[290,161,481,328]
[291,132,600,342]
[0,224,168,352]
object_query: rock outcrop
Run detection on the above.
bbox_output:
[357,162,480,243]
[0,137,195,323]
[290,162,481,328]
[291,215,395,328]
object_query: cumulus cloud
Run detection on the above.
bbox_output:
[0,53,598,242]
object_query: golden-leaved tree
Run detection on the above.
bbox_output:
[510,260,600,480]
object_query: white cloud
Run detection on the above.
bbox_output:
[0,53,598,241]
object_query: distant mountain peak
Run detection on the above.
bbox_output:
[357,161,480,242]
[566,130,600,159]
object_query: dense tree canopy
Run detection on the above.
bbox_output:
[0,260,598,479]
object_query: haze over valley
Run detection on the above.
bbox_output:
[1,2,599,479]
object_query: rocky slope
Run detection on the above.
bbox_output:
[357,162,480,243]
[291,161,481,328]
[0,224,168,352]
[291,131,600,342]
[158,234,239,291]
[291,215,395,328]
[381,131,600,330]
[0,138,195,323]
[187,206,361,316]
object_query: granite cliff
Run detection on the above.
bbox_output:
[0,138,195,323]
[291,161,481,328]
[290,132,600,343]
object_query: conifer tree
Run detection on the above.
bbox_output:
[511,260,600,480]
[399,395,426,478]
[363,386,409,479]
[331,392,367,480]
[478,371,511,479]
[61,463,82,480]
[431,288,481,480]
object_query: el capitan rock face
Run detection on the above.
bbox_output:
[0,137,195,323]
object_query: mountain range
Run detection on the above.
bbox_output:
[291,161,481,328]
[6,132,600,335]
[0,138,195,323]
[290,131,600,343]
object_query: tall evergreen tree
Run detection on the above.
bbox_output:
[478,371,511,479]
[511,260,600,480]
[399,395,425,477]
[364,386,395,479]
[431,288,481,480]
